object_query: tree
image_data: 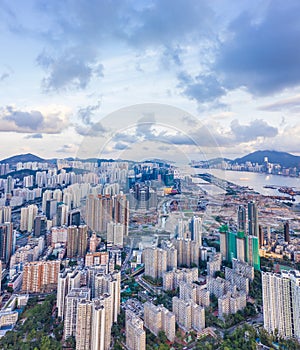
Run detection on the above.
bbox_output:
[6,286,13,293]
[40,336,51,350]
[158,330,168,343]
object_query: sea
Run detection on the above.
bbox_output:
[180,166,300,203]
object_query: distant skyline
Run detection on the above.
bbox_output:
[1,1,300,162]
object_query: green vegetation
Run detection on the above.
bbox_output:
[249,270,262,307]
[205,302,257,329]
[0,294,62,350]
[143,275,163,286]
[153,292,173,311]
[219,324,300,350]
[204,238,220,252]
[111,309,126,349]
[221,324,257,349]
[215,270,225,279]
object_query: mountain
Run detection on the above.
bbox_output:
[233,150,300,168]
[1,153,46,165]
[207,157,232,166]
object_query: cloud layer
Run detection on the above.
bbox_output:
[0,106,69,134]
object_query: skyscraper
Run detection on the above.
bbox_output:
[191,216,202,245]
[68,209,81,227]
[144,248,167,280]
[34,215,47,237]
[248,201,259,237]
[246,235,260,270]
[67,225,79,258]
[284,221,290,243]
[76,299,93,350]
[64,288,91,340]
[113,194,129,235]
[90,295,112,350]
[57,268,81,319]
[126,310,146,350]
[262,270,300,340]
[45,198,57,220]
[259,225,264,248]
[86,195,113,233]
[0,222,13,266]
[0,206,11,223]
[174,238,200,267]
[56,204,68,226]
[144,302,176,342]
[20,204,38,232]
[237,205,247,232]
[236,231,245,262]
[78,225,88,257]
[22,260,60,293]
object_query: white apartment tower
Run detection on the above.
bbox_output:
[262,270,300,340]
[126,309,146,350]
[64,288,91,340]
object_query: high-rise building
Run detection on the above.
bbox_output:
[67,225,79,258]
[174,238,200,267]
[219,225,228,260]
[68,209,81,227]
[246,235,260,270]
[93,295,113,350]
[78,225,88,257]
[144,302,176,342]
[85,252,109,267]
[64,288,91,340]
[284,221,290,243]
[86,195,113,233]
[232,259,254,281]
[75,299,92,350]
[57,268,81,319]
[56,204,68,226]
[93,271,121,323]
[22,260,60,293]
[172,296,205,332]
[126,310,146,350]
[166,246,177,270]
[0,206,11,223]
[219,225,260,270]
[262,270,300,340]
[259,225,264,248]
[42,190,52,213]
[191,216,202,245]
[0,222,13,266]
[34,215,47,237]
[179,281,197,303]
[236,231,246,262]
[223,230,237,262]
[237,205,247,232]
[107,222,124,247]
[163,268,198,291]
[207,253,222,276]
[248,201,259,237]
[218,291,247,320]
[45,198,57,220]
[5,176,14,194]
[89,233,100,252]
[20,205,38,232]
[113,194,129,236]
[143,248,167,280]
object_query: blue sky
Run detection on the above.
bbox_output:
[1,0,300,162]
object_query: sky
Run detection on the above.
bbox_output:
[1,0,300,163]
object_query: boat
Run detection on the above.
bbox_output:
[263,185,277,189]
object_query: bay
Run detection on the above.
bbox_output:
[202,169,300,200]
